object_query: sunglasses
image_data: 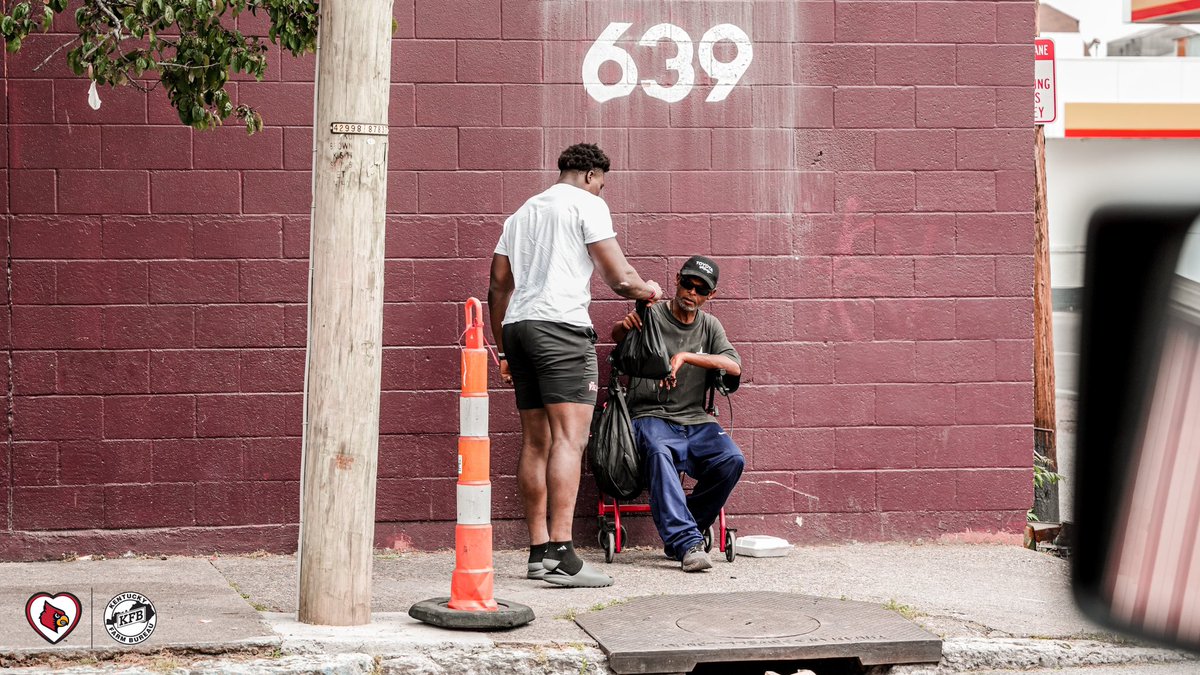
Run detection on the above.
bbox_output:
[679,277,713,296]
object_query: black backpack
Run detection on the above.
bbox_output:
[586,372,642,501]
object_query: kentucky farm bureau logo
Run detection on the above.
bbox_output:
[103,591,157,645]
[25,592,82,644]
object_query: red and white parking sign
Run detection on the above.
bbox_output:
[1035,38,1056,124]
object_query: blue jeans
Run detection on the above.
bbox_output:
[632,417,745,560]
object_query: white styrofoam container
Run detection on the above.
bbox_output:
[734,535,794,558]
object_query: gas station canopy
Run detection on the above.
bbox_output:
[1129,0,1200,23]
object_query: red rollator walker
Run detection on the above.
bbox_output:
[595,367,739,564]
[597,492,736,564]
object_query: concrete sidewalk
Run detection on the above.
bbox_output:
[0,542,1194,674]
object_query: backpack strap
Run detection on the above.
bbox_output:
[704,368,728,417]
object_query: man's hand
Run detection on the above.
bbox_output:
[620,310,643,332]
[612,308,644,343]
[660,352,691,389]
[645,280,664,303]
[500,359,513,386]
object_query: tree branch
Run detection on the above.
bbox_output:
[32,35,79,72]
[93,0,123,29]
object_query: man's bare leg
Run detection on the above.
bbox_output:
[540,401,613,586]
[517,408,552,545]
[543,401,593,541]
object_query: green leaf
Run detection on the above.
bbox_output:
[3,0,319,132]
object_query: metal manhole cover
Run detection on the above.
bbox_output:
[675,608,820,639]
[575,592,942,675]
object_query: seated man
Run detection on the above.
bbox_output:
[611,256,744,572]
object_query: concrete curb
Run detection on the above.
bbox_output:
[0,648,614,675]
[0,653,378,674]
[5,630,1194,674]
[892,637,1195,673]
[379,646,612,675]
[263,611,613,674]
[0,639,280,670]
[263,611,493,653]
[0,634,278,662]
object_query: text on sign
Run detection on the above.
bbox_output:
[1035,38,1056,124]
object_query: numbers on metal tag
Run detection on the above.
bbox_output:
[330,123,388,136]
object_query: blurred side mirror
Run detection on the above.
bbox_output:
[1074,205,1200,651]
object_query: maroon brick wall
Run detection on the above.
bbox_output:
[0,0,1036,560]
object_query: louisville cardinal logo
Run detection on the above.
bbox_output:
[25,592,82,644]
[40,602,69,631]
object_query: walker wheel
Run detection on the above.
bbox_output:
[724,529,737,563]
[703,525,714,553]
[617,525,628,552]
[602,530,616,563]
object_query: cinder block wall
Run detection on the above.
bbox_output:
[0,0,1036,560]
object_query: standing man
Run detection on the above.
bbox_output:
[489,143,662,588]
[612,256,744,572]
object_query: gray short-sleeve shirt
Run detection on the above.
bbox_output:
[625,302,740,425]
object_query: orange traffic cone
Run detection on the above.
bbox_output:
[409,298,533,629]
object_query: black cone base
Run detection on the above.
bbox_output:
[409,596,535,630]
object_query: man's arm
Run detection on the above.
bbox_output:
[673,352,741,376]
[660,352,739,390]
[703,319,742,377]
[488,254,514,382]
[588,238,661,302]
[663,318,742,387]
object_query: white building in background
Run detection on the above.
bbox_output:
[1044,47,1200,522]
[1107,25,1197,56]
[1045,56,1200,291]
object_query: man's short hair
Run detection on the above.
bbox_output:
[558,143,611,173]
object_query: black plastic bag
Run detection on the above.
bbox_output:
[611,300,671,379]
[587,376,642,501]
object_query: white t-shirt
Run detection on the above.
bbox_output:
[494,183,617,327]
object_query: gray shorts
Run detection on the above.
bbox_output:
[503,320,599,409]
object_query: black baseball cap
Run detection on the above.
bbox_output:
[679,255,719,289]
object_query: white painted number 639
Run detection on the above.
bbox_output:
[582,22,754,104]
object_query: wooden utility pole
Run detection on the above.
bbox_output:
[298,0,393,626]
[1034,0,1057,471]
[1034,126,1056,467]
